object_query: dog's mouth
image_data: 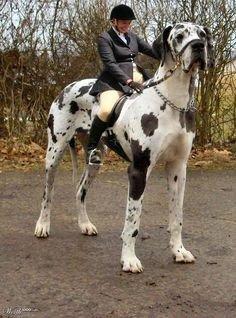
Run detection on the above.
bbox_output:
[184,54,206,73]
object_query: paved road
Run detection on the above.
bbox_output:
[0,167,235,317]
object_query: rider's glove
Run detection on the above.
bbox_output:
[128,81,144,94]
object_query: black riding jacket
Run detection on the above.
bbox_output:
[89,28,161,96]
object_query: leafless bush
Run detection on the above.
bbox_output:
[0,0,235,146]
[132,0,236,144]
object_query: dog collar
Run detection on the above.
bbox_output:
[144,60,180,89]
[153,86,197,113]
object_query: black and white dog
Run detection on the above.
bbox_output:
[35,23,214,273]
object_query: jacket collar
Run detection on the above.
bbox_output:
[108,27,131,47]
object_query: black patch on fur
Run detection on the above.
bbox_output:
[160,102,166,111]
[186,110,196,132]
[87,109,92,119]
[132,229,139,237]
[64,82,76,94]
[81,188,86,202]
[174,175,178,182]
[153,26,173,67]
[172,39,178,53]
[58,91,64,109]
[184,28,190,35]
[141,112,158,137]
[55,82,76,107]
[203,27,215,68]
[48,114,57,143]
[70,101,79,114]
[54,90,64,109]
[175,24,185,29]
[124,131,128,141]
[179,112,185,128]
[69,138,76,148]
[162,26,173,66]
[128,140,151,200]
[76,85,91,97]
[179,111,196,132]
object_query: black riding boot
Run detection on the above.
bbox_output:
[87,115,107,164]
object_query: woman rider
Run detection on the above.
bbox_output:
[87,4,161,165]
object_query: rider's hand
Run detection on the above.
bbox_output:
[128,81,144,94]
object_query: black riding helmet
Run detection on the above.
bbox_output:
[110,4,136,20]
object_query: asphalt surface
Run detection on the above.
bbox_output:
[0,167,235,318]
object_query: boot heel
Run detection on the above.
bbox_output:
[87,149,103,165]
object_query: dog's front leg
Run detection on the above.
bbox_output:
[121,196,143,273]
[166,160,195,263]
[121,163,149,273]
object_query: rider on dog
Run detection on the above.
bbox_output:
[87,4,162,165]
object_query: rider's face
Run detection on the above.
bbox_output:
[114,19,132,33]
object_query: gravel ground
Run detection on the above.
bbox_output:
[0,167,235,318]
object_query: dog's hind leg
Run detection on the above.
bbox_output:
[35,110,77,238]
[76,166,99,235]
[75,134,105,236]
[165,160,195,263]
[69,137,79,185]
[34,135,68,237]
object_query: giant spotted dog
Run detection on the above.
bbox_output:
[35,23,214,273]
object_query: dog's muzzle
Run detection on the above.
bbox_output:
[179,39,206,72]
[191,40,206,70]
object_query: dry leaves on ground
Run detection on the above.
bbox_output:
[0,138,235,171]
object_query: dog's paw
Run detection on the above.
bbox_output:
[34,219,50,238]
[121,255,143,273]
[173,246,195,263]
[79,222,98,236]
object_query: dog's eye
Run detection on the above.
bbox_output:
[199,31,206,38]
[176,34,184,42]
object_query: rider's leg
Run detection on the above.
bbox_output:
[97,90,124,121]
[86,115,107,164]
[87,90,123,164]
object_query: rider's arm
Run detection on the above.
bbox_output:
[98,34,131,85]
[136,35,162,60]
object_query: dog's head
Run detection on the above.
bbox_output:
[153,22,215,72]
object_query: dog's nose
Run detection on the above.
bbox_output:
[192,41,204,50]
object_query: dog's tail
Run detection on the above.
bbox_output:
[69,137,79,185]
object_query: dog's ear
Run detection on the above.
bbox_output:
[203,27,215,68]
[152,34,163,61]
[152,26,173,66]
